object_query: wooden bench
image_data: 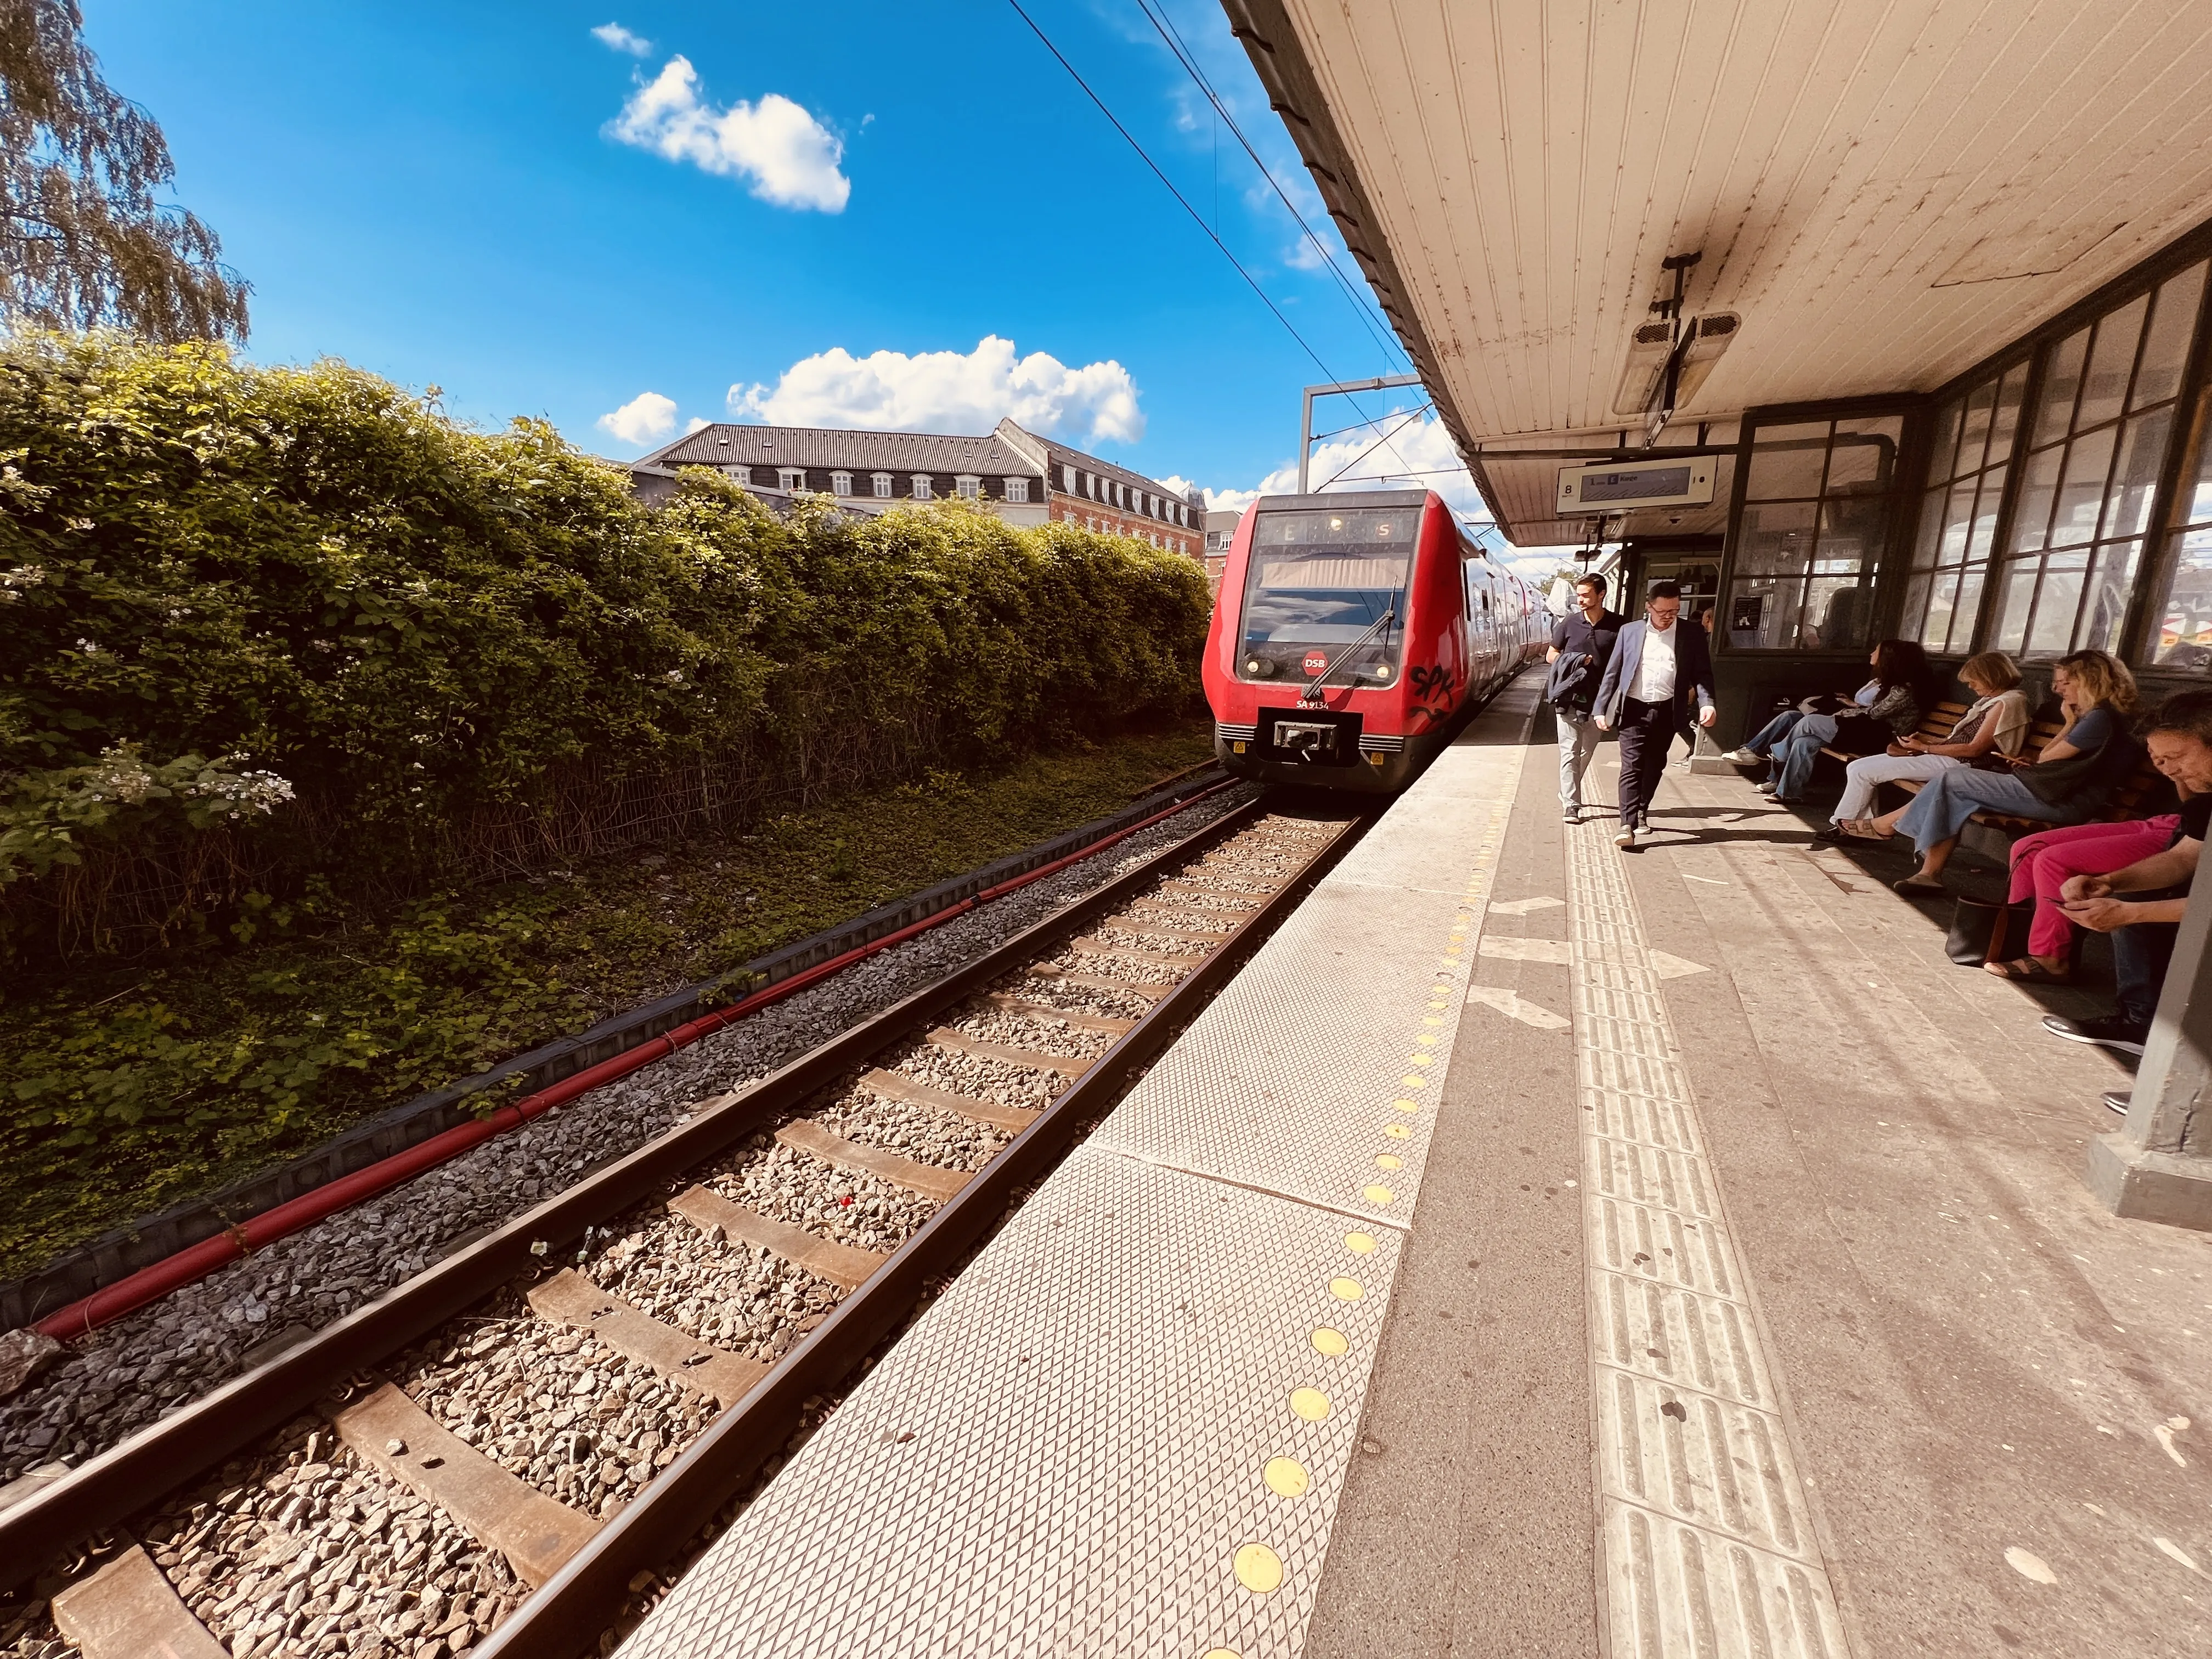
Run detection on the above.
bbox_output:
[1812,698,2162,833]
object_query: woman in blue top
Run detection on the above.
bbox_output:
[1839,650,2142,896]
[1720,640,1925,803]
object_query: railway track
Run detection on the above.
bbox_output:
[2,796,1368,1659]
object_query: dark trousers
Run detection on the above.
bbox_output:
[2114,912,2182,1028]
[1615,696,1677,828]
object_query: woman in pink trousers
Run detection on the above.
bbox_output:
[1987,804,2183,983]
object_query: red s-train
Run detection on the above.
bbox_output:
[1203,489,1550,793]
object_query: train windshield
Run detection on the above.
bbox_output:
[1238,506,1418,681]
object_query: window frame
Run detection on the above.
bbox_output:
[1005,476,1029,503]
[911,474,935,500]
[831,470,853,496]
[871,472,893,498]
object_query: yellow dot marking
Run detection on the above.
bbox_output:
[1290,1387,1331,1421]
[1408,1053,1432,1066]
[1422,1015,1444,1025]
[1363,1183,1396,1206]
[1234,1542,1285,1594]
[1431,984,1452,995]
[1311,1326,1349,1357]
[1329,1276,1364,1302]
[1416,1033,1438,1046]
[1264,1457,1311,1498]
[1401,1075,1425,1089]
[1375,1154,1403,1171]
[1204,1650,1242,1659]
[1443,945,1462,955]
[1384,1122,1410,1139]
[1344,1231,1376,1254]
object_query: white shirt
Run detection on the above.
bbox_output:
[1630,619,1678,702]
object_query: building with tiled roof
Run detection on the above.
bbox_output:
[633,424,1048,525]
[992,420,1203,559]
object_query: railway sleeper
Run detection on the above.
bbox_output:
[667,1186,887,1291]
[979,992,1136,1034]
[1156,877,1273,900]
[861,1065,1043,1132]
[51,1543,227,1659]
[774,1121,972,1204]
[1069,935,1207,966]
[923,1028,1087,1077]
[527,1270,769,1410]
[328,1383,601,1588]
[1105,918,1235,944]
[1025,965,1168,999]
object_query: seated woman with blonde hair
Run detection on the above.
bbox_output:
[1813,653,2030,843]
[1839,650,2143,897]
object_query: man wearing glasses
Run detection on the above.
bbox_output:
[1592,580,1717,849]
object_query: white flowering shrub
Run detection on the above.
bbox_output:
[0,745,294,883]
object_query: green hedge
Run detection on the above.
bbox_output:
[0,334,1211,960]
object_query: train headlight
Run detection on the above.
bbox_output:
[1244,657,1269,676]
[1370,665,1393,682]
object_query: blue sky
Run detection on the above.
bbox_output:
[87,0,1513,534]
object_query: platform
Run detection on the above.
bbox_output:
[619,676,2212,1659]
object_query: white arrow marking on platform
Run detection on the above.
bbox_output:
[1479,937,1573,965]
[1681,872,1731,885]
[1488,896,1564,915]
[1648,950,1710,980]
[1466,986,1571,1030]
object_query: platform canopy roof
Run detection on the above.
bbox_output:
[1227,0,2212,544]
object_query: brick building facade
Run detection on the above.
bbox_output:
[992,420,1203,559]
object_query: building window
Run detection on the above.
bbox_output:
[872,472,893,497]
[955,475,980,500]
[778,468,804,492]
[1006,477,1029,503]
[1063,465,1077,493]
[1998,258,2208,658]
[1901,364,2028,654]
[912,475,934,499]
[1724,414,1904,651]
[832,471,853,496]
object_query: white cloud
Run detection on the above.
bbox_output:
[731,336,1143,446]
[597,390,679,447]
[683,415,710,435]
[591,21,652,55]
[610,57,849,213]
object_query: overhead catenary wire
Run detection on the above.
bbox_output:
[1133,0,1411,375]
[1312,403,1434,492]
[1005,0,1429,491]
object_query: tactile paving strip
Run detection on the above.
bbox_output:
[1564,821,1850,1658]
[615,1150,1402,1659]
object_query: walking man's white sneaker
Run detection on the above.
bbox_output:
[1615,825,1638,850]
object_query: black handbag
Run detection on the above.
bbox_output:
[1945,895,2036,967]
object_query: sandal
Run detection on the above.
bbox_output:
[1838,818,1893,841]
[1983,957,2072,985]
[1894,876,1947,898]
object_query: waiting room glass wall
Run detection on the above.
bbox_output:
[1723,415,1904,653]
[1721,222,2212,680]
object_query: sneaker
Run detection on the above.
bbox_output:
[1756,779,1779,794]
[2102,1090,2131,1116]
[1563,807,1581,825]
[1615,825,1638,850]
[2041,1013,2149,1057]
[1721,748,1761,765]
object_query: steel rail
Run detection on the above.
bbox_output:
[0,792,1325,1592]
[473,802,1373,1658]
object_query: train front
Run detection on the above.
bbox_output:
[1201,491,1445,795]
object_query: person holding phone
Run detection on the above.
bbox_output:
[2041,690,2212,1069]
[1723,639,1928,803]
[1815,652,2029,841]
[1835,651,2140,896]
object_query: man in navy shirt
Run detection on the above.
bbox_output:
[1544,574,1626,825]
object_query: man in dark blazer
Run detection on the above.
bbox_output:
[1593,580,1717,849]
